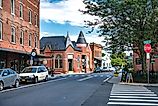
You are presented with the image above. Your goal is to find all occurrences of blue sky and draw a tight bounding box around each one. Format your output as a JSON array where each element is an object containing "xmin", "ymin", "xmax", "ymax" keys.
[{"xmin": 40, "ymin": 0, "xmax": 104, "ymax": 45}]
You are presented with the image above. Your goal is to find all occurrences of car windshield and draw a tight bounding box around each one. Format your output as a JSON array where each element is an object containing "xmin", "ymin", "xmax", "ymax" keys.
[{"xmin": 22, "ymin": 67, "xmax": 37, "ymax": 73}]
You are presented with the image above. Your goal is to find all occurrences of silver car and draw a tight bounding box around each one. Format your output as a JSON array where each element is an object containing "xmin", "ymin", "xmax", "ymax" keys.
[{"xmin": 0, "ymin": 68, "xmax": 20, "ymax": 91}]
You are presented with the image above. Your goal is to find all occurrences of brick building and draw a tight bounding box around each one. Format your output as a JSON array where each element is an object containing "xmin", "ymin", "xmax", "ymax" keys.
[
  {"xmin": 0, "ymin": 0, "xmax": 40, "ymax": 73},
  {"xmin": 40, "ymin": 31, "xmax": 94, "ymax": 74},
  {"xmin": 90, "ymin": 42, "xmax": 103, "ymax": 70}
]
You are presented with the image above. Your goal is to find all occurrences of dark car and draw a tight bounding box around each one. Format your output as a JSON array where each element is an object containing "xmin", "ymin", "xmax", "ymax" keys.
[{"xmin": 93, "ymin": 67, "xmax": 102, "ymax": 73}]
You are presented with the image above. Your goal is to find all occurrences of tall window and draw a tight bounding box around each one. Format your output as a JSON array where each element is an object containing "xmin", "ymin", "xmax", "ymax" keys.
[
  {"xmin": 29, "ymin": 9, "xmax": 32, "ymax": 23},
  {"xmin": 52, "ymin": 55, "xmax": 54, "ymax": 69},
  {"xmin": 19, "ymin": 3, "xmax": 23, "ymax": 18},
  {"xmin": 0, "ymin": 21, "xmax": 2, "ymax": 40},
  {"xmin": 28, "ymin": 33, "xmax": 31, "ymax": 46},
  {"xmin": 35, "ymin": 14, "xmax": 37, "ymax": 26},
  {"xmin": 20, "ymin": 30, "xmax": 24, "ymax": 45},
  {"xmin": 11, "ymin": 0, "xmax": 15, "ymax": 14},
  {"xmin": 34, "ymin": 34, "xmax": 37, "ymax": 48},
  {"xmin": 55, "ymin": 55, "xmax": 62, "ymax": 68},
  {"xmin": 11, "ymin": 27, "xmax": 15, "ymax": 43},
  {"xmin": 0, "ymin": 0, "xmax": 2, "ymax": 8},
  {"xmin": 136, "ymin": 58, "xmax": 141, "ymax": 65}
]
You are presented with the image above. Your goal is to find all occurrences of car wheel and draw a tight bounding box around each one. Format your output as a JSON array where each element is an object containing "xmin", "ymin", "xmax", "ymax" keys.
[
  {"xmin": 14, "ymin": 80, "xmax": 19, "ymax": 88},
  {"xmin": 45, "ymin": 76, "xmax": 48, "ymax": 81},
  {"xmin": 34, "ymin": 77, "xmax": 38, "ymax": 83},
  {"xmin": 0, "ymin": 81, "xmax": 4, "ymax": 91}
]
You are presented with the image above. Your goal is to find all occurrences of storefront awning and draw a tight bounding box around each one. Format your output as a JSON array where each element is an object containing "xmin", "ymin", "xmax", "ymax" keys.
[{"xmin": 0, "ymin": 48, "xmax": 30, "ymax": 55}]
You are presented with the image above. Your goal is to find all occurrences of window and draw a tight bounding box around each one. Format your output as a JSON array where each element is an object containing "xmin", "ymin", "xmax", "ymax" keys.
[
  {"xmin": 35, "ymin": 14, "xmax": 37, "ymax": 26},
  {"xmin": 11, "ymin": 27, "xmax": 15, "ymax": 43},
  {"xmin": 55, "ymin": 55, "xmax": 62, "ymax": 68},
  {"xmin": 19, "ymin": 3, "xmax": 23, "ymax": 18},
  {"xmin": 29, "ymin": 9, "xmax": 32, "ymax": 23},
  {"xmin": 20, "ymin": 30, "xmax": 24, "ymax": 45},
  {"xmin": 52, "ymin": 55, "xmax": 54, "ymax": 69},
  {"xmin": 0, "ymin": 21, "xmax": 2, "ymax": 40},
  {"xmin": 136, "ymin": 58, "xmax": 141, "ymax": 65},
  {"xmin": 0, "ymin": 0, "xmax": 2, "ymax": 8},
  {"xmin": 28, "ymin": 33, "xmax": 31, "ymax": 46},
  {"xmin": 34, "ymin": 34, "xmax": 38, "ymax": 48},
  {"xmin": 11, "ymin": 0, "xmax": 15, "ymax": 14}
]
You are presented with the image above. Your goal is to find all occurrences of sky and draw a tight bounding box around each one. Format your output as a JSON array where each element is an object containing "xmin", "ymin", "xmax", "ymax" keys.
[{"xmin": 40, "ymin": 0, "xmax": 105, "ymax": 45}]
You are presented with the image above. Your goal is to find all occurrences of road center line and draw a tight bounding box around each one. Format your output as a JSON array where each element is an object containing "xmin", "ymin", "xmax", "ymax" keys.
[{"xmin": 77, "ymin": 76, "xmax": 93, "ymax": 82}]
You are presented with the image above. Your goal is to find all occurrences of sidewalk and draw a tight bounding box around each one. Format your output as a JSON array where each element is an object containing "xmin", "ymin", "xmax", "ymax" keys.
[{"xmin": 107, "ymin": 74, "xmax": 158, "ymax": 87}]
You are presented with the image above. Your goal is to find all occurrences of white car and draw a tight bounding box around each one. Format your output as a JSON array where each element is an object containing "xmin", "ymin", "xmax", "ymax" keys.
[{"xmin": 19, "ymin": 66, "xmax": 49, "ymax": 83}]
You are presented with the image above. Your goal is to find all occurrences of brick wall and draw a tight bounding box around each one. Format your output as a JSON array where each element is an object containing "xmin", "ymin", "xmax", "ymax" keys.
[{"xmin": 0, "ymin": 0, "xmax": 40, "ymax": 54}]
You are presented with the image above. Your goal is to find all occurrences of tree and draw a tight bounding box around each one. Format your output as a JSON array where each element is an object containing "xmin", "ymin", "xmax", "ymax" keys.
[
  {"xmin": 111, "ymin": 52, "xmax": 127, "ymax": 67},
  {"xmin": 81, "ymin": 0, "xmax": 158, "ymax": 72}
]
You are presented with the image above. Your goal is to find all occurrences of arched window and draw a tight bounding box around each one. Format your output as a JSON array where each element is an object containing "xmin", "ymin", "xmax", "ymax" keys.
[
  {"xmin": 52, "ymin": 55, "xmax": 54, "ymax": 69},
  {"xmin": 55, "ymin": 54, "xmax": 62, "ymax": 68}
]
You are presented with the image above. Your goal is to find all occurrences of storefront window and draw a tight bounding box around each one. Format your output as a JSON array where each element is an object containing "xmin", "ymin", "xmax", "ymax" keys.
[{"xmin": 55, "ymin": 54, "xmax": 62, "ymax": 68}]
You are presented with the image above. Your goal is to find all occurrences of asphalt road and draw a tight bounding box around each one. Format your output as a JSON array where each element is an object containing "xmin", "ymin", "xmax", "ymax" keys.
[{"xmin": 0, "ymin": 72, "xmax": 113, "ymax": 106}]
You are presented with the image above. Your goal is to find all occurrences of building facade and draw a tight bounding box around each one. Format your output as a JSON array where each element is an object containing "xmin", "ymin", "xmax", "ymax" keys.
[
  {"xmin": 90, "ymin": 42, "xmax": 103, "ymax": 70},
  {"xmin": 0, "ymin": 0, "xmax": 40, "ymax": 73},
  {"xmin": 40, "ymin": 31, "xmax": 94, "ymax": 74}
]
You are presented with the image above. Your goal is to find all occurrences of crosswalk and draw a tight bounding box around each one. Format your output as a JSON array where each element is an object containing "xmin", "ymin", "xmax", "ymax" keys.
[
  {"xmin": 107, "ymin": 84, "xmax": 158, "ymax": 105},
  {"xmin": 67, "ymin": 73, "xmax": 112, "ymax": 78}
]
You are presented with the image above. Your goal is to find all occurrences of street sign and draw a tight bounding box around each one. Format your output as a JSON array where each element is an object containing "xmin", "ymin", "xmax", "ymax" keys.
[
  {"xmin": 144, "ymin": 44, "xmax": 151, "ymax": 53},
  {"xmin": 144, "ymin": 40, "xmax": 151, "ymax": 44}
]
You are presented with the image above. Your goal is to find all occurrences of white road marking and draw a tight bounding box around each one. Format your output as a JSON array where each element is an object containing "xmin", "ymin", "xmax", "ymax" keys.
[
  {"xmin": 107, "ymin": 102, "xmax": 158, "ymax": 105},
  {"xmin": 103, "ymin": 76, "xmax": 112, "ymax": 83},
  {"xmin": 107, "ymin": 84, "xmax": 158, "ymax": 105},
  {"xmin": 110, "ymin": 95, "xmax": 158, "ymax": 99},
  {"xmin": 109, "ymin": 98, "xmax": 158, "ymax": 102},
  {"xmin": 111, "ymin": 91, "xmax": 155, "ymax": 94},
  {"xmin": 77, "ymin": 76, "xmax": 93, "ymax": 82},
  {"xmin": 110, "ymin": 93, "xmax": 157, "ymax": 96}
]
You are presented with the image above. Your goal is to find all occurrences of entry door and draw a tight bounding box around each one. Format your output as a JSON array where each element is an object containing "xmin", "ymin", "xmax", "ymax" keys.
[{"xmin": 68, "ymin": 59, "xmax": 73, "ymax": 71}]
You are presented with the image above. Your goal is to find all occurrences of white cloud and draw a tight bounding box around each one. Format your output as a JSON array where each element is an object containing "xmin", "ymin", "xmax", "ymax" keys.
[{"xmin": 40, "ymin": 0, "xmax": 96, "ymax": 26}]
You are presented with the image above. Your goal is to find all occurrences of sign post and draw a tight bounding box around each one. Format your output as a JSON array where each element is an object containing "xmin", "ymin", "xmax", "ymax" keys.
[{"xmin": 144, "ymin": 43, "xmax": 151, "ymax": 84}]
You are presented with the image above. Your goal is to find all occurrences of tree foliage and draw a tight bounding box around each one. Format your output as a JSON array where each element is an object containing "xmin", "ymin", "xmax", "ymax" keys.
[
  {"xmin": 81, "ymin": 0, "xmax": 158, "ymax": 71},
  {"xmin": 111, "ymin": 52, "xmax": 127, "ymax": 67}
]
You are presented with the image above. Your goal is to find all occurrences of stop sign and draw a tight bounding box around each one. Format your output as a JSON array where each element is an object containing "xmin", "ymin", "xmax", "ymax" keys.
[{"xmin": 144, "ymin": 44, "xmax": 151, "ymax": 53}]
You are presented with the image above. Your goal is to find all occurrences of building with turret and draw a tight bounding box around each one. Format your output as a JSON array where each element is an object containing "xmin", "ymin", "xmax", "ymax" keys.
[{"xmin": 40, "ymin": 31, "xmax": 93, "ymax": 74}]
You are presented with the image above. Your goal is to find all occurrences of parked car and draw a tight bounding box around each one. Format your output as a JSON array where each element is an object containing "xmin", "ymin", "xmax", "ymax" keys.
[
  {"xmin": 0, "ymin": 68, "xmax": 20, "ymax": 91},
  {"xmin": 101, "ymin": 67, "xmax": 109, "ymax": 72},
  {"xmin": 93, "ymin": 67, "xmax": 102, "ymax": 73},
  {"xmin": 19, "ymin": 66, "xmax": 49, "ymax": 83}
]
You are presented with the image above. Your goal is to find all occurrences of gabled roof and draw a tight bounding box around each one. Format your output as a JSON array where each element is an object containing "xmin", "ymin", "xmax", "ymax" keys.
[
  {"xmin": 40, "ymin": 36, "xmax": 66, "ymax": 51},
  {"xmin": 40, "ymin": 36, "xmax": 81, "ymax": 51},
  {"xmin": 76, "ymin": 31, "xmax": 87, "ymax": 44}
]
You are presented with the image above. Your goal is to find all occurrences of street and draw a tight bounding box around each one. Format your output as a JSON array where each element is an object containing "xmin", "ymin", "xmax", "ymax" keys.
[{"xmin": 0, "ymin": 72, "xmax": 112, "ymax": 106}]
